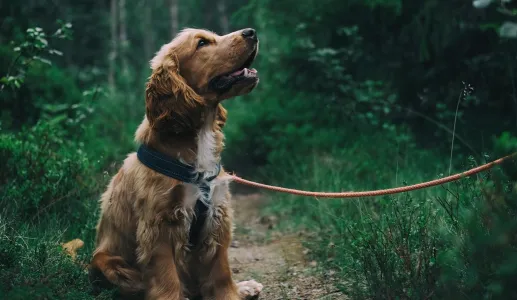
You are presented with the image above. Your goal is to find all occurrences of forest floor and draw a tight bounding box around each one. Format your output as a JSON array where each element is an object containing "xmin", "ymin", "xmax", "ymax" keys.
[{"xmin": 229, "ymin": 192, "xmax": 346, "ymax": 300}]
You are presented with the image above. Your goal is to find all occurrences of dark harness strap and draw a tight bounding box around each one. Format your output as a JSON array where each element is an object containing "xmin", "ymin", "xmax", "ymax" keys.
[
  {"xmin": 136, "ymin": 144, "xmax": 221, "ymax": 247},
  {"xmin": 188, "ymin": 169, "xmax": 220, "ymax": 247}
]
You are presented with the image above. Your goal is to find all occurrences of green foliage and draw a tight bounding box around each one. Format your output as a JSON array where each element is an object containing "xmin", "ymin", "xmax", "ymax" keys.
[
  {"xmin": 262, "ymin": 136, "xmax": 517, "ymax": 298},
  {"xmin": 493, "ymin": 133, "xmax": 517, "ymax": 180},
  {"xmin": 224, "ymin": 19, "xmax": 398, "ymax": 172},
  {"xmin": 494, "ymin": 132, "xmax": 517, "ymax": 155},
  {"xmin": 0, "ymin": 61, "xmax": 83, "ymax": 129},
  {"xmin": 0, "ymin": 118, "xmax": 109, "ymax": 298},
  {"xmin": 0, "ymin": 121, "xmax": 99, "ymax": 221},
  {"xmin": 258, "ymin": 130, "xmax": 440, "ymax": 298},
  {"xmin": 77, "ymin": 87, "xmax": 143, "ymax": 170},
  {"xmin": 0, "ymin": 217, "xmax": 112, "ymax": 300},
  {"xmin": 341, "ymin": 195, "xmax": 438, "ymax": 299},
  {"xmin": 0, "ymin": 22, "xmax": 81, "ymax": 130},
  {"xmin": 0, "ymin": 18, "xmax": 123, "ymax": 298},
  {"xmin": 437, "ymin": 174, "xmax": 517, "ymax": 299},
  {"xmin": 1, "ymin": 22, "xmax": 72, "ymax": 91},
  {"xmin": 227, "ymin": 0, "xmax": 517, "ymax": 167},
  {"xmin": 0, "ymin": 233, "xmax": 87, "ymax": 299}
]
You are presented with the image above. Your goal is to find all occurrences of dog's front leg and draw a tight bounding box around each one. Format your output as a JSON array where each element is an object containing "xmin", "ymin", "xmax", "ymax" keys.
[
  {"xmin": 136, "ymin": 215, "xmax": 186, "ymax": 300},
  {"xmin": 135, "ymin": 185, "xmax": 192, "ymax": 300},
  {"xmin": 142, "ymin": 240, "xmax": 183, "ymax": 300},
  {"xmin": 205, "ymin": 246, "xmax": 263, "ymax": 300},
  {"xmin": 198, "ymin": 202, "xmax": 262, "ymax": 300},
  {"xmin": 206, "ymin": 245, "xmax": 240, "ymax": 300},
  {"xmin": 198, "ymin": 205, "xmax": 240, "ymax": 300}
]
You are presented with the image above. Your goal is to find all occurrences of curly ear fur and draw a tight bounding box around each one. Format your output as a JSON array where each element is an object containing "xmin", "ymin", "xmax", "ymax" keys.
[
  {"xmin": 216, "ymin": 104, "xmax": 227, "ymax": 129},
  {"xmin": 145, "ymin": 51, "xmax": 204, "ymax": 132}
]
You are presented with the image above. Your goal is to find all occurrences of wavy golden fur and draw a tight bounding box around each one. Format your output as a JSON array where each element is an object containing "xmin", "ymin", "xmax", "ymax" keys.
[{"xmin": 89, "ymin": 28, "xmax": 262, "ymax": 300}]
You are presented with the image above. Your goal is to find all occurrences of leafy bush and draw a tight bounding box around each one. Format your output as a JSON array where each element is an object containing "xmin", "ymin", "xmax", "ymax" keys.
[
  {"xmin": 0, "ymin": 121, "xmax": 99, "ymax": 222},
  {"xmin": 0, "ymin": 19, "xmax": 146, "ymax": 298},
  {"xmin": 335, "ymin": 194, "xmax": 438, "ymax": 299},
  {"xmin": 0, "ymin": 62, "xmax": 83, "ymax": 130},
  {"xmin": 433, "ymin": 136, "xmax": 517, "ymax": 299},
  {"xmin": 225, "ymin": 2, "xmax": 406, "ymax": 175},
  {"xmin": 0, "ymin": 120, "xmax": 109, "ymax": 299},
  {"xmin": 0, "ymin": 23, "xmax": 81, "ymax": 130},
  {"xmin": 436, "ymin": 173, "xmax": 517, "ymax": 299},
  {"xmin": 78, "ymin": 88, "xmax": 143, "ymax": 171}
]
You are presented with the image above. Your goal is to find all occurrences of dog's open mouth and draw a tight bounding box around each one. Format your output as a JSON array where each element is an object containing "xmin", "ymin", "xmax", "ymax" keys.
[
  {"xmin": 209, "ymin": 49, "xmax": 258, "ymax": 93},
  {"xmin": 226, "ymin": 50, "xmax": 258, "ymax": 79}
]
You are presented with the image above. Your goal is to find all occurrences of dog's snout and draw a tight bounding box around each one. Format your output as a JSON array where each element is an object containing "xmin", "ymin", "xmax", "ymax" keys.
[{"xmin": 241, "ymin": 28, "xmax": 257, "ymax": 41}]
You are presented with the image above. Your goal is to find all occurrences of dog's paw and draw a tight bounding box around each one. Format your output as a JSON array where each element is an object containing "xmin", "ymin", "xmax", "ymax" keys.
[{"xmin": 237, "ymin": 279, "xmax": 263, "ymax": 299}]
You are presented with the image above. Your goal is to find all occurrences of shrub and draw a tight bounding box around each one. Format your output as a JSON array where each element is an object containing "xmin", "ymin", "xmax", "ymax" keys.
[
  {"xmin": 0, "ymin": 121, "xmax": 100, "ymax": 222},
  {"xmin": 435, "ymin": 138, "xmax": 517, "ymax": 299},
  {"xmin": 0, "ymin": 118, "xmax": 113, "ymax": 299},
  {"xmin": 78, "ymin": 88, "xmax": 143, "ymax": 171},
  {"xmin": 335, "ymin": 195, "xmax": 439, "ymax": 299},
  {"xmin": 0, "ymin": 23, "xmax": 80, "ymax": 130}
]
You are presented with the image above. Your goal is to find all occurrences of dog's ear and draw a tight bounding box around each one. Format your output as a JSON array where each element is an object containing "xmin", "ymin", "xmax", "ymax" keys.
[
  {"xmin": 145, "ymin": 51, "xmax": 204, "ymax": 132},
  {"xmin": 216, "ymin": 104, "xmax": 227, "ymax": 129}
]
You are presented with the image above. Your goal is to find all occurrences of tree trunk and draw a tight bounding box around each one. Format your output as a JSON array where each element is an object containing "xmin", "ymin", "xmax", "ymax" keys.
[
  {"xmin": 142, "ymin": 0, "xmax": 154, "ymax": 62},
  {"xmin": 108, "ymin": 0, "xmax": 118, "ymax": 88},
  {"xmin": 217, "ymin": 0, "xmax": 229, "ymax": 34},
  {"xmin": 170, "ymin": 0, "xmax": 179, "ymax": 36},
  {"xmin": 204, "ymin": 1, "xmax": 214, "ymax": 31},
  {"xmin": 119, "ymin": 0, "xmax": 128, "ymax": 80}
]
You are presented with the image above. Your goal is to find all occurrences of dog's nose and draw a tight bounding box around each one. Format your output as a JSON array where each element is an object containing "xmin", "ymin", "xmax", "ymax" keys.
[{"xmin": 242, "ymin": 28, "xmax": 257, "ymax": 41}]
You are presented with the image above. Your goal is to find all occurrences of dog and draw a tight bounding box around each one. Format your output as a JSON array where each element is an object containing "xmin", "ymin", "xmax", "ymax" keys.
[{"xmin": 89, "ymin": 28, "xmax": 263, "ymax": 300}]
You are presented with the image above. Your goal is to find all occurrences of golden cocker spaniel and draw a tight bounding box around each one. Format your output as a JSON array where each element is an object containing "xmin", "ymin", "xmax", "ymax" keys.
[{"xmin": 89, "ymin": 28, "xmax": 262, "ymax": 300}]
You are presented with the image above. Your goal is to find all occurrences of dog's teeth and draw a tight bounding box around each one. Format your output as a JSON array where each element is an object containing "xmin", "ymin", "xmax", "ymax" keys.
[{"xmin": 244, "ymin": 68, "xmax": 248, "ymax": 76}]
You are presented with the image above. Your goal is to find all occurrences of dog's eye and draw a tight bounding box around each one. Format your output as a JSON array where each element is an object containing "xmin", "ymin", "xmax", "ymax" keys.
[{"xmin": 197, "ymin": 38, "xmax": 209, "ymax": 49}]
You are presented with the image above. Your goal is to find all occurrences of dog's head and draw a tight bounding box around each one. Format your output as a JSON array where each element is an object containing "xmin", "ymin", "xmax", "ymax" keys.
[{"xmin": 145, "ymin": 28, "xmax": 259, "ymax": 132}]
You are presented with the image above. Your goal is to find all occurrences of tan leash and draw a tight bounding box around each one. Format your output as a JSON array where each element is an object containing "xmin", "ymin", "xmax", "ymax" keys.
[{"xmin": 230, "ymin": 153, "xmax": 517, "ymax": 198}]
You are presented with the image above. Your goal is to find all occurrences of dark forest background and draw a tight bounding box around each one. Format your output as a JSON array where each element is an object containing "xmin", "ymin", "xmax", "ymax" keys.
[{"xmin": 1, "ymin": 0, "xmax": 517, "ymax": 298}]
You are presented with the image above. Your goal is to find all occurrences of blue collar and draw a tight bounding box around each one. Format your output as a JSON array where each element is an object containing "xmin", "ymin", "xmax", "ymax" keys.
[
  {"xmin": 137, "ymin": 143, "xmax": 220, "ymax": 184},
  {"xmin": 136, "ymin": 143, "xmax": 221, "ymax": 247},
  {"xmin": 137, "ymin": 144, "xmax": 221, "ymax": 198}
]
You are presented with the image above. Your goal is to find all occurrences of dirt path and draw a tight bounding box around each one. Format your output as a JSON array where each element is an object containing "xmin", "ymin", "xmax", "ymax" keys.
[{"xmin": 229, "ymin": 193, "xmax": 346, "ymax": 300}]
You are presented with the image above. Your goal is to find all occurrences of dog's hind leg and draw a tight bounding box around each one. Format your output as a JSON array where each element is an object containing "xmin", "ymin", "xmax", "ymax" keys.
[{"xmin": 89, "ymin": 251, "xmax": 144, "ymax": 293}]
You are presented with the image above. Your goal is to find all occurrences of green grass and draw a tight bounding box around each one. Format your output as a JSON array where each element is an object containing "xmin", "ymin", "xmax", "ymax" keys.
[
  {"xmin": 0, "ymin": 216, "xmax": 111, "ymax": 299},
  {"xmin": 255, "ymin": 131, "xmax": 517, "ymax": 299}
]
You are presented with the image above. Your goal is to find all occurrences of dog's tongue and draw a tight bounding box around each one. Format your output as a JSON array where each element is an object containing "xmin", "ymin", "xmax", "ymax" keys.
[
  {"xmin": 230, "ymin": 68, "xmax": 258, "ymax": 77},
  {"xmin": 230, "ymin": 69, "xmax": 245, "ymax": 76}
]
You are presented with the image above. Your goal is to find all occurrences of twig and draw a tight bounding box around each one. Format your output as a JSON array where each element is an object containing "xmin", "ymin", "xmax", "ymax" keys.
[
  {"xmin": 317, "ymin": 289, "xmax": 343, "ymax": 299},
  {"xmin": 449, "ymin": 86, "xmax": 464, "ymax": 177},
  {"xmin": 0, "ymin": 52, "xmax": 23, "ymax": 91},
  {"xmin": 31, "ymin": 188, "xmax": 79, "ymax": 221}
]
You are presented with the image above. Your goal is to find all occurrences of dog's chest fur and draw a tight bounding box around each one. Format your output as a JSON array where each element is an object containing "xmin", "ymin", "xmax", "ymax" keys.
[
  {"xmin": 177, "ymin": 111, "xmax": 232, "ymax": 253},
  {"xmin": 182, "ymin": 111, "xmax": 227, "ymax": 209}
]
